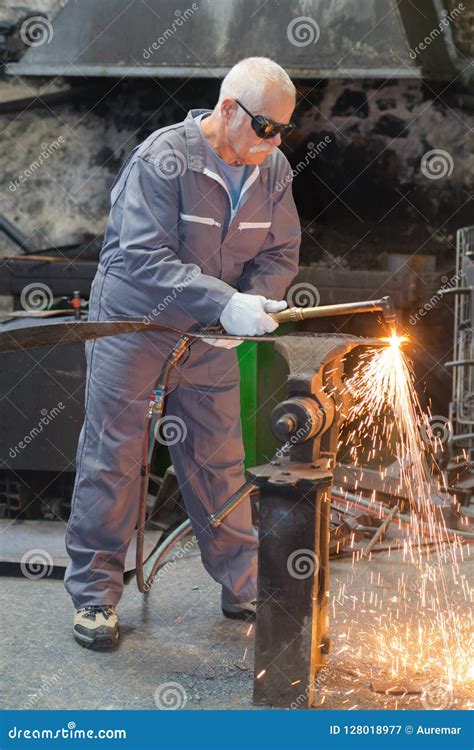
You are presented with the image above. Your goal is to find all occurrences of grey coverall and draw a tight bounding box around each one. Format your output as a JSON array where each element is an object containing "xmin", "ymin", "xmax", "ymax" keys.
[{"xmin": 64, "ymin": 108, "xmax": 301, "ymax": 609}]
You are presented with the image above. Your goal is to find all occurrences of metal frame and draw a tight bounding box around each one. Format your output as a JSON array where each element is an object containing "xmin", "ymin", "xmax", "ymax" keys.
[{"xmin": 448, "ymin": 226, "xmax": 474, "ymax": 460}]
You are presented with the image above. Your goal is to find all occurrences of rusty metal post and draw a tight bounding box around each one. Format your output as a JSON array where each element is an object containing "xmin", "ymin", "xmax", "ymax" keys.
[
  {"xmin": 249, "ymin": 335, "xmax": 373, "ymax": 709},
  {"xmin": 250, "ymin": 462, "xmax": 333, "ymax": 708}
]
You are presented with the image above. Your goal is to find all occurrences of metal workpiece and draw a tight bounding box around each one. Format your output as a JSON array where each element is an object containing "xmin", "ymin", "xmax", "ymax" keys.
[
  {"xmin": 248, "ymin": 333, "xmax": 379, "ymax": 709},
  {"xmin": 0, "ymin": 321, "xmax": 387, "ymax": 355}
]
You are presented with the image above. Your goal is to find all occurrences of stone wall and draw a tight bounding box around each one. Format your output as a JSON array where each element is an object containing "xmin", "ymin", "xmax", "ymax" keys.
[
  {"xmin": 446, "ymin": 0, "xmax": 474, "ymax": 57},
  {"xmin": 0, "ymin": 0, "xmax": 472, "ymax": 271}
]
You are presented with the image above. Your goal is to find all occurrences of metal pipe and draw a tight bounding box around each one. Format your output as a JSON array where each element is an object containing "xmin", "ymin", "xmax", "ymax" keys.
[
  {"xmin": 332, "ymin": 487, "xmax": 474, "ymax": 540},
  {"xmin": 142, "ymin": 519, "xmax": 194, "ymax": 593},
  {"xmin": 361, "ymin": 504, "xmax": 400, "ymax": 557},
  {"xmin": 0, "ymin": 214, "xmax": 36, "ymax": 253},
  {"xmin": 207, "ymin": 481, "xmax": 255, "ymax": 528}
]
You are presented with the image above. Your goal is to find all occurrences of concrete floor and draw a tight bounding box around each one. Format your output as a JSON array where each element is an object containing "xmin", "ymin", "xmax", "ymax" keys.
[
  {"xmin": 1, "ymin": 545, "xmax": 256, "ymax": 711},
  {"xmin": 1, "ymin": 541, "xmax": 472, "ymax": 711}
]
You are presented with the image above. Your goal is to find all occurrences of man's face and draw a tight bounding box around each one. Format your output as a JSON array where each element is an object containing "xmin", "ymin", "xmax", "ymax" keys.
[{"xmin": 223, "ymin": 91, "xmax": 295, "ymax": 166}]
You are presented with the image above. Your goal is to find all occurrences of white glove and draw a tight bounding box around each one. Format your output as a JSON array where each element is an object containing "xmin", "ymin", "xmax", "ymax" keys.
[
  {"xmin": 202, "ymin": 337, "xmax": 243, "ymax": 349},
  {"xmin": 263, "ymin": 299, "xmax": 289, "ymax": 314},
  {"xmin": 220, "ymin": 292, "xmax": 287, "ymax": 336}
]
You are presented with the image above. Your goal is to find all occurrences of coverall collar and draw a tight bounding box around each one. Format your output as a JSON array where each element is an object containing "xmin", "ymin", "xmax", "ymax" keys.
[{"xmin": 184, "ymin": 108, "xmax": 271, "ymax": 173}]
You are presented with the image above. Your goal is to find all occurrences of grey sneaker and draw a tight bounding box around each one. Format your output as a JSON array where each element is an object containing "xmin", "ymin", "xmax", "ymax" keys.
[
  {"xmin": 73, "ymin": 605, "xmax": 119, "ymax": 650},
  {"xmin": 222, "ymin": 593, "xmax": 257, "ymax": 621}
]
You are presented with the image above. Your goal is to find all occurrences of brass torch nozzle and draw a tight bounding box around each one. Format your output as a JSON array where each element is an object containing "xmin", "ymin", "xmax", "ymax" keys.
[{"xmin": 268, "ymin": 295, "xmax": 397, "ymax": 330}]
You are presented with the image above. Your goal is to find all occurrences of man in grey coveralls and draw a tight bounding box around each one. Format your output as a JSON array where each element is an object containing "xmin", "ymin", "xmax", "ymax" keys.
[{"xmin": 65, "ymin": 56, "xmax": 301, "ymax": 649}]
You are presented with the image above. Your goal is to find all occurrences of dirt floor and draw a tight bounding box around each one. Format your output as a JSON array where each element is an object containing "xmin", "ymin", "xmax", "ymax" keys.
[{"xmin": 1, "ymin": 540, "xmax": 472, "ymax": 711}]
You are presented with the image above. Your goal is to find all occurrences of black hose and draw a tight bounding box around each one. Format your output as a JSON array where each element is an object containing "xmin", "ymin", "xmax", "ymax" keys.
[{"xmin": 135, "ymin": 335, "xmax": 193, "ymax": 593}]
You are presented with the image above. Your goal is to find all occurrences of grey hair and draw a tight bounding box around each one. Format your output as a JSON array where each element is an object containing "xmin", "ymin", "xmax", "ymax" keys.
[{"xmin": 216, "ymin": 57, "xmax": 296, "ymax": 116}]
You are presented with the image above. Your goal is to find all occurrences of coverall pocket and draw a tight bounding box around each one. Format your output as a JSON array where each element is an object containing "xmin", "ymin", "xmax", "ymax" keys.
[{"xmin": 88, "ymin": 330, "xmax": 162, "ymax": 395}]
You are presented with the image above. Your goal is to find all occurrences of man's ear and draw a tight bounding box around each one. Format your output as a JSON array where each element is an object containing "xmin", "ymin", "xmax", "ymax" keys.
[{"xmin": 220, "ymin": 98, "xmax": 237, "ymax": 125}]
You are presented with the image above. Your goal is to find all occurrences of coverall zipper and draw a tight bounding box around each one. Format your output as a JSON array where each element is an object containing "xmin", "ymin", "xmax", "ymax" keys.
[{"xmin": 202, "ymin": 166, "xmax": 260, "ymax": 237}]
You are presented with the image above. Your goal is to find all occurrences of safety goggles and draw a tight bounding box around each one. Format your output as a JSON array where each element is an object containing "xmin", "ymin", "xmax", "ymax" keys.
[{"xmin": 236, "ymin": 99, "xmax": 295, "ymax": 140}]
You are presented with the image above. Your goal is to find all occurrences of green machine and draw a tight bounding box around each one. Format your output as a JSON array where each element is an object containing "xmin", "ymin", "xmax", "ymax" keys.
[{"xmin": 238, "ymin": 333, "xmax": 291, "ymax": 468}]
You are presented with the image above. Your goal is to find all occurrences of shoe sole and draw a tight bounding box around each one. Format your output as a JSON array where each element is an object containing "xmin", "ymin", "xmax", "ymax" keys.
[
  {"xmin": 73, "ymin": 627, "xmax": 120, "ymax": 651},
  {"xmin": 222, "ymin": 608, "xmax": 255, "ymax": 621}
]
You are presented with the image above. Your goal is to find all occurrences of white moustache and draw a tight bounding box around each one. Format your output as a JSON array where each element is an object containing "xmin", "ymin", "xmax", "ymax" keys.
[{"xmin": 249, "ymin": 144, "xmax": 273, "ymax": 153}]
